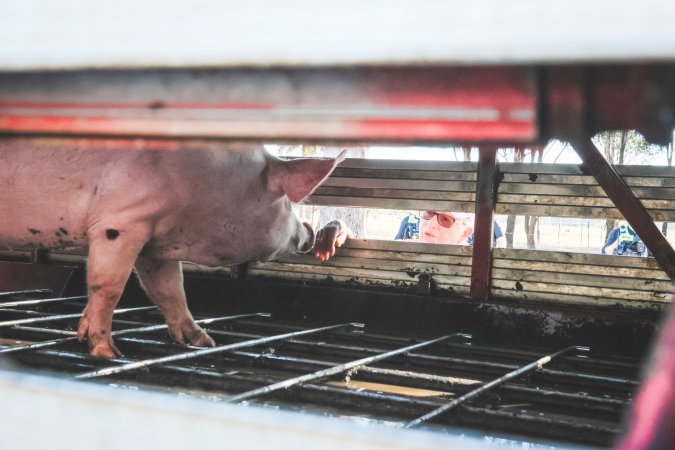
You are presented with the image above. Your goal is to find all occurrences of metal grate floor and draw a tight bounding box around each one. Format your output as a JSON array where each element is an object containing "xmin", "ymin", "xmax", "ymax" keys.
[{"xmin": 0, "ymin": 288, "xmax": 641, "ymax": 447}]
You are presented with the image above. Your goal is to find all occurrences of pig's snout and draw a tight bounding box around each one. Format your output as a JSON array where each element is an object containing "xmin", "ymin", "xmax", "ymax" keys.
[{"xmin": 298, "ymin": 221, "xmax": 315, "ymax": 253}]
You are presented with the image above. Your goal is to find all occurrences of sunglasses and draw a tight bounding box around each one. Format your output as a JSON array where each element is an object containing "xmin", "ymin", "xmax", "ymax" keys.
[{"xmin": 420, "ymin": 211, "xmax": 456, "ymax": 228}]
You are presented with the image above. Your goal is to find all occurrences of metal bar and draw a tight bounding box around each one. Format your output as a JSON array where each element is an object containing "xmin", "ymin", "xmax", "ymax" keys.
[
  {"xmin": 0, "ymin": 295, "xmax": 87, "ymax": 309},
  {"xmin": 0, "ymin": 312, "xmax": 269, "ymax": 354},
  {"xmin": 470, "ymin": 146, "xmax": 498, "ymax": 300},
  {"xmin": 9, "ymin": 326, "xmax": 77, "ymax": 336},
  {"xmin": 75, "ymin": 323, "xmax": 357, "ymax": 379},
  {"xmin": 572, "ymin": 138, "xmax": 675, "ymax": 280},
  {"xmin": 0, "ymin": 289, "xmax": 51, "ymax": 298},
  {"xmin": 404, "ymin": 345, "xmax": 589, "ymax": 428},
  {"xmin": 0, "ymin": 68, "xmax": 538, "ymax": 143},
  {"xmin": 227, "ymin": 333, "xmax": 471, "ymax": 403},
  {"xmin": 0, "ymin": 305, "xmax": 156, "ymax": 328}
]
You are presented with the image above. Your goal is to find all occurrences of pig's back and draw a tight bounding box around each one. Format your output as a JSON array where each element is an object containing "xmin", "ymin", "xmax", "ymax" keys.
[{"xmin": 0, "ymin": 139, "xmax": 155, "ymax": 249}]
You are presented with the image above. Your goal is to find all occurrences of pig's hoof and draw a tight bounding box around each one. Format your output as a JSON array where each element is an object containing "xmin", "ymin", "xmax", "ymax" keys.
[
  {"xmin": 170, "ymin": 322, "xmax": 216, "ymax": 347},
  {"xmin": 90, "ymin": 342, "xmax": 124, "ymax": 359},
  {"xmin": 189, "ymin": 329, "xmax": 216, "ymax": 347}
]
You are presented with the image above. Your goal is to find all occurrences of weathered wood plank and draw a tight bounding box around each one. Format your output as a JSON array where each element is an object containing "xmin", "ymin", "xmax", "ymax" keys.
[
  {"xmin": 497, "ymin": 194, "xmax": 616, "ymax": 208},
  {"xmin": 491, "ymin": 289, "xmax": 668, "ymax": 310},
  {"xmin": 272, "ymin": 255, "xmax": 473, "ymax": 277},
  {"xmin": 248, "ymin": 268, "xmax": 473, "ymax": 296},
  {"xmin": 331, "ymin": 167, "xmax": 478, "ymax": 181},
  {"xmin": 502, "ymin": 163, "xmax": 675, "ymax": 177},
  {"xmin": 501, "ymin": 172, "xmax": 675, "ymax": 188},
  {"xmin": 494, "ymin": 248, "xmax": 663, "ymax": 269},
  {"xmin": 492, "ymin": 268, "xmax": 672, "ymax": 293},
  {"xmin": 313, "ymin": 186, "xmax": 476, "ymax": 202},
  {"xmin": 499, "ymin": 183, "xmax": 675, "ymax": 200},
  {"xmin": 322, "ymin": 177, "xmax": 476, "ymax": 192},
  {"xmin": 493, "ymin": 258, "xmax": 669, "ymax": 280},
  {"xmin": 491, "ymin": 279, "xmax": 671, "ymax": 302},
  {"xmin": 307, "ymin": 196, "xmax": 476, "ymax": 212},
  {"xmin": 278, "ymin": 248, "xmax": 471, "ymax": 267},
  {"xmin": 495, "ymin": 204, "xmax": 675, "ymax": 221},
  {"xmin": 342, "ymin": 239, "xmax": 473, "ymax": 256},
  {"xmin": 248, "ymin": 263, "xmax": 472, "ymax": 286},
  {"xmin": 338, "ymin": 159, "xmax": 478, "ymax": 171}
]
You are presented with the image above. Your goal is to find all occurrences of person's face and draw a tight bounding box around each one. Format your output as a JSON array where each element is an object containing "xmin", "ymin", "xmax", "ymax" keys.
[{"xmin": 419, "ymin": 211, "xmax": 473, "ymax": 244}]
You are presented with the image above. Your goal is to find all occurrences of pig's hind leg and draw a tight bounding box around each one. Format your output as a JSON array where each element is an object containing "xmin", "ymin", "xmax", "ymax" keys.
[
  {"xmin": 78, "ymin": 225, "xmax": 152, "ymax": 358},
  {"xmin": 134, "ymin": 256, "xmax": 216, "ymax": 348}
]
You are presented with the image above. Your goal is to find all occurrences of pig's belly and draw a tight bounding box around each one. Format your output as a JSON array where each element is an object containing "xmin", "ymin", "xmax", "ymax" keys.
[{"xmin": 0, "ymin": 194, "xmax": 89, "ymax": 250}]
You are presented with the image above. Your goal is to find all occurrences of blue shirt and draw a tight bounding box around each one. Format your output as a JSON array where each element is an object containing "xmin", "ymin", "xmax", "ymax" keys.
[
  {"xmin": 602, "ymin": 225, "xmax": 647, "ymax": 256},
  {"xmin": 467, "ymin": 221, "xmax": 503, "ymax": 246},
  {"xmin": 395, "ymin": 214, "xmax": 420, "ymax": 240}
]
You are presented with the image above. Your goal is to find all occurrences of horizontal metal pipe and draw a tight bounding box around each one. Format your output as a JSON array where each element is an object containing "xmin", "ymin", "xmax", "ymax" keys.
[
  {"xmin": 0, "ymin": 305, "xmax": 156, "ymax": 328},
  {"xmin": 75, "ymin": 322, "xmax": 357, "ymax": 379},
  {"xmin": 0, "ymin": 289, "xmax": 51, "ymax": 298},
  {"xmin": 0, "ymin": 312, "xmax": 269, "ymax": 354},
  {"xmin": 227, "ymin": 333, "xmax": 471, "ymax": 403},
  {"xmin": 0, "ymin": 295, "xmax": 87, "ymax": 309},
  {"xmin": 404, "ymin": 345, "xmax": 589, "ymax": 428}
]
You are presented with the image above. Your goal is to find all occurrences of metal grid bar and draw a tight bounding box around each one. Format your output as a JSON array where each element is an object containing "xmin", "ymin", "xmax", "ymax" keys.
[
  {"xmin": 0, "ymin": 289, "xmax": 51, "ymax": 298},
  {"xmin": 0, "ymin": 289, "xmax": 642, "ymax": 447},
  {"xmin": 0, "ymin": 294, "xmax": 87, "ymax": 309},
  {"xmin": 227, "ymin": 332, "xmax": 471, "ymax": 403},
  {"xmin": 0, "ymin": 305, "xmax": 156, "ymax": 328},
  {"xmin": 0, "ymin": 312, "xmax": 268, "ymax": 354},
  {"xmin": 76, "ymin": 322, "xmax": 357, "ymax": 379},
  {"xmin": 405, "ymin": 345, "xmax": 589, "ymax": 427}
]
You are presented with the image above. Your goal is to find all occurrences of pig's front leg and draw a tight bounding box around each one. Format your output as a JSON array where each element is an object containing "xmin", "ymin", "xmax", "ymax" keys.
[
  {"xmin": 78, "ymin": 226, "xmax": 152, "ymax": 358},
  {"xmin": 134, "ymin": 256, "xmax": 215, "ymax": 348}
]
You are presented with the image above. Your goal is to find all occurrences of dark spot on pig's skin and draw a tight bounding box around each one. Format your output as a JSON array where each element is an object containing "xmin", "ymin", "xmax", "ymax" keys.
[
  {"xmin": 93, "ymin": 186, "xmax": 98, "ymax": 195},
  {"xmin": 60, "ymin": 217, "xmax": 64, "ymax": 221},
  {"xmin": 28, "ymin": 228, "xmax": 41, "ymax": 235},
  {"xmin": 59, "ymin": 227, "xmax": 68, "ymax": 235},
  {"xmin": 106, "ymin": 229, "xmax": 120, "ymax": 240},
  {"xmin": 515, "ymin": 281, "xmax": 524, "ymax": 291},
  {"xmin": 90, "ymin": 284, "xmax": 102, "ymax": 293},
  {"xmin": 147, "ymin": 100, "xmax": 167, "ymax": 110},
  {"xmin": 528, "ymin": 173, "xmax": 538, "ymax": 182}
]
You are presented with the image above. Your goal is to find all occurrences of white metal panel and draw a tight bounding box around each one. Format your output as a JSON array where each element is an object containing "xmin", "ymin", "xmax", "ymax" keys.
[
  {"xmin": 1, "ymin": 0, "xmax": 675, "ymax": 70},
  {"xmin": 0, "ymin": 368, "xmax": 587, "ymax": 450}
]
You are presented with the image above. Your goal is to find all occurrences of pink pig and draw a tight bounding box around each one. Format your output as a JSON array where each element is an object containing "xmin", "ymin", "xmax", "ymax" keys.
[
  {"xmin": 618, "ymin": 302, "xmax": 675, "ymax": 449},
  {"xmin": 0, "ymin": 139, "xmax": 345, "ymax": 358}
]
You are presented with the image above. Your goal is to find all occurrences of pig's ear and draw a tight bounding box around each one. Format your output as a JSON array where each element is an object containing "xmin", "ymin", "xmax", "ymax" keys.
[{"xmin": 268, "ymin": 150, "xmax": 347, "ymax": 203}]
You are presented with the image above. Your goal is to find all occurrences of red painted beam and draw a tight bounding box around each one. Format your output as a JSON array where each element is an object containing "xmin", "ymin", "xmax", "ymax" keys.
[
  {"xmin": 471, "ymin": 146, "xmax": 498, "ymax": 300},
  {"xmin": 0, "ymin": 67, "xmax": 538, "ymax": 143},
  {"xmin": 573, "ymin": 138, "xmax": 675, "ymax": 281}
]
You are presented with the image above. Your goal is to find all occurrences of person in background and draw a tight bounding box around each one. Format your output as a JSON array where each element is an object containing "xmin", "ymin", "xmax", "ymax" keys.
[
  {"xmin": 467, "ymin": 220, "xmax": 505, "ymax": 248},
  {"xmin": 394, "ymin": 212, "xmax": 420, "ymax": 240},
  {"xmin": 313, "ymin": 210, "xmax": 474, "ymax": 261},
  {"xmin": 602, "ymin": 222, "xmax": 648, "ymax": 257}
]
